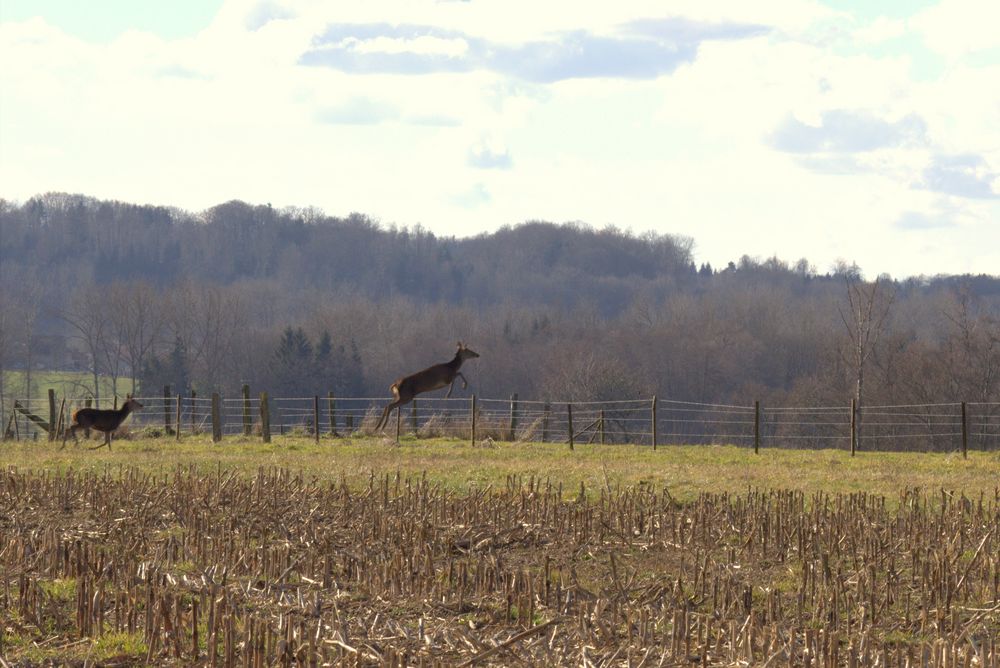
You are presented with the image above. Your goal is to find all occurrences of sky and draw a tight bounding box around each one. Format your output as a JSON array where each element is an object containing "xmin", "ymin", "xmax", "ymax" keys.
[{"xmin": 1, "ymin": 0, "xmax": 998, "ymax": 279}]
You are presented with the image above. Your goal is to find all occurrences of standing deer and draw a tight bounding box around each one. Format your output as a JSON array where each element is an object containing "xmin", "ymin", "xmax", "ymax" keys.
[
  {"xmin": 62, "ymin": 395, "xmax": 143, "ymax": 450},
  {"xmin": 374, "ymin": 342, "xmax": 480, "ymax": 432}
]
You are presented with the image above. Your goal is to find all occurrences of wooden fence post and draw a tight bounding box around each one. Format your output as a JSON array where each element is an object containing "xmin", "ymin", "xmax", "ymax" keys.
[
  {"xmin": 259, "ymin": 392, "xmax": 271, "ymax": 443},
  {"xmin": 850, "ymin": 398, "xmax": 857, "ymax": 457},
  {"xmin": 754, "ymin": 400, "xmax": 760, "ymax": 454},
  {"xmin": 48, "ymin": 389, "xmax": 56, "ymax": 441},
  {"xmin": 567, "ymin": 403, "xmax": 574, "ymax": 451},
  {"xmin": 242, "ymin": 385, "xmax": 252, "ymax": 436},
  {"xmin": 542, "ymin": 402, "xmax": 550, "ymax": 443},
  {"xmin": 651, "ymin": 396, "xmax": 657, "ymax": 450},
  {"xmin": 190, "ymin": 390, "xmax": 196, "ymax": 434},
  {"xmin": 961, "ymin": 401, "xmax": 968, "ymax": 459},
  {"xmin": 164, "ymin": 385, "xmax": 172, "ymax": 435},
  {"xmin": 600, "ymin": 408, "xmax": 606, "ymax": 445},
  {"xmin": 470, "ymin": 395, "xmax": 477, "ymax": 445},
  {"xmin": 314, "ymin": 396, "xmax": 320, "ymax": 443},
  {"xmin": 55, "ymin": 398, "xmax": 66, "ymax": 441},
  {"xmin": 395, "ymin": 405, "xmax": 401, "ymax": 442},
  {"xmin": 411, "ymin": 398, "xmax": 418, "ymax": 434},
  {"xmin": 211, "ymin": 393, "xmax": 222, "ymax": 443},
  {"xmin": 327, "ymin": 392, "xmax": 337, "ymax": 436},
  {"xmin": 508, "ymin": 393, "xmax": 518, "ymax": 441},
  {"xmin": 346, "ymin": 414, "xmax": 354, "ymax": 434},
  {"xmin": 175, "ymin": 394, "xmax": 182, "ymax": 441}
]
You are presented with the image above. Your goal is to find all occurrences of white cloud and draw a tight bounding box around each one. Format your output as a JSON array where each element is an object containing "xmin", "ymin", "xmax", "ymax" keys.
[
  {"xmin": 468, "ymin": 139, "xmax": 513, "ymax": 169},
  {"xmin": 854, "ymin": 17, "xmax": 906, "ymax": 45},
  {"xmin": 349, "ymin": 35, "xmax": 469, "ymax": 57},
  {"xmin": 1, "ymin": 0, "xmax": 998, "ymax": 277},
  {"xmin": 910, "ymin": 0, "xmax": 1000, "ymax": 60}
]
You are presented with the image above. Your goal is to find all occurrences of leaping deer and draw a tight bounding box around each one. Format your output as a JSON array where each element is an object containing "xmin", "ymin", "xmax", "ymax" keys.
[
  {"xmin": 374, "ymin": 342, "xmax": 480, "ymax": 432},
  {"xmin": 62, "ymin": 395, "xmax": 143, "ymax": 450}
]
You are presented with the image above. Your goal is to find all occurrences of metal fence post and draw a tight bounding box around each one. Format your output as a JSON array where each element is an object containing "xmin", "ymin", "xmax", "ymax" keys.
[
  {"xmin": 508, "ymin": 393, "xmax": 518, "ymax": 441},
  {"xmin": 651, "ymin": 396, "xmax": 657, "ymax": 450},
  {"xmin": 850, "ymin": 398, "xmax": 857, "ymax": 456},
  {"xmin": 470, "ymin": 395, "xmax": 477, "ymax": 445},
  {"xmin": 259, "ymin": 392, "xmax": 271, "ymax": 443},
  {"xmin": 754, "ymin": 400, "xmax": 760, "ymax": 454},
  {"xmin": 211, "ymin": 393, "xmax": 222, "ymax": 443},
  {"xmin": 567, "ymin": 403, "xmax": 574, "ymax": 451},
  {"xmin": 164, "ymin": 385, "xmax": 172, "ymax": 435},
  {"xmin": 48, "ymin": 389, "xmax": 56, "ymax": 441},
  {"xmin": 175, "ymin": 394, "xmax": 182, "ymax": 441},
  {"xmin": 961, "ymin": 401, "xmax": 968, "ymax": 459},
  {"xmin": 314, "ymin": 396, "xmax": 321, "ymax": 442}
]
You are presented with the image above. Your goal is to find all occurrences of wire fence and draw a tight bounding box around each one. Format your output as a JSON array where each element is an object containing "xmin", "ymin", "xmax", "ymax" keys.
[{"xmin": 3, "ymin": 390, "xmax": 999, "ymax": 454}]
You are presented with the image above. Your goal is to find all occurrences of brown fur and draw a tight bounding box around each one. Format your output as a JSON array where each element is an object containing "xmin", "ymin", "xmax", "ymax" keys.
[
  {"xmin": 375, "ymin": 342, "xmax": 479, "ymax": 432},
  {"xmin": 63, "ymin": 396, "xmax": 143, "ymax": 450}
]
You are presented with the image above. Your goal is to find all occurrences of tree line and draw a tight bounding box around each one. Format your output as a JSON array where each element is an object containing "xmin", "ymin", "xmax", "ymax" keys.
[{"xmin": 1, "ymin": 193, "xmax": 999, "ymax": 426}]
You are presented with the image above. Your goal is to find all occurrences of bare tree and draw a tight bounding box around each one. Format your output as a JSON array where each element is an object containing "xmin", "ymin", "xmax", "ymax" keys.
[
  {"xmin": 169, "ymin": 283, "xmax": 249, "ymax": 390},
  {"xmin": 61, "ymin": 285, "xmax": 111, "ymax": 401},
  {"xmin": 18, "ymin": 287, "xmax": 42, "ymax": 409},
  {"xmin": 838, "ymin": 274, "xmax": 896, "ymax": 444},
  {"xmin": 941, "ymin": 287, "xmax": 1000, "ymax": 402},
  {"xmin": 109, "ymin": 282, "xmax": 165, "ymax": 395}
]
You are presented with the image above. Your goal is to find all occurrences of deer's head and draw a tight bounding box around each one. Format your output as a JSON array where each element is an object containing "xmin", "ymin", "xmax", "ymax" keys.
[
  {"xmin": 456, "ymin": 341, "xmax": 480, "ymax": 361},
  {"xmin": 124, "ymin": 395, "xmax": 144, "ymax": 411}
]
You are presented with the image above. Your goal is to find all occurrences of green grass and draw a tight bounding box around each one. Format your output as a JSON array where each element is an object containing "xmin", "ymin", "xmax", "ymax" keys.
[
  {"xmin": 2, "ymin": 370, "xmax": 133, "ymax": 403},
  {"xmin": 2, "ymin": 434, "xmax": 998, "ymax": 502},
  {"xmin": 38, "ymin": 577, "xmax": 77, "ymax": 601},
  {"xmin": 90, "ymin": 632, "xmax": 148, "ymax": 662},
  {"xmin": 4, "ymin": 628, "xmax": 148, "ymax": 665}
]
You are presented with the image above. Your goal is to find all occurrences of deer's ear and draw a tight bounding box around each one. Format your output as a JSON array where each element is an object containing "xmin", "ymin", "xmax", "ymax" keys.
[
  {"xmin": 457, "ymin": 341, "xmax": 463, "ymax": 349},
  {"xmin": 126, "ymin": 394, "xmax": 132, "ymax": 400}
]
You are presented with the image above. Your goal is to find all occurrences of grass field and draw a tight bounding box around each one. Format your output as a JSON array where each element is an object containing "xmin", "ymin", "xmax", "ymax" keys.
[
  {"xmin": 2, "ymin": 434, "xmax": 998, "ymax": 502},
  {"xmin": 2, "ymin": 369, "xmax": 132, "ymax": 403},
  {"xmin": 2, "ymin": 436, "xmax": 999, "ymax": 665}
]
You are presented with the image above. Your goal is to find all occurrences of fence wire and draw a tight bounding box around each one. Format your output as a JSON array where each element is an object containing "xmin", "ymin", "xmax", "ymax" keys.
[{"xmin": 3, "ymin": 393, "xmax": 999, "ymax": 452}]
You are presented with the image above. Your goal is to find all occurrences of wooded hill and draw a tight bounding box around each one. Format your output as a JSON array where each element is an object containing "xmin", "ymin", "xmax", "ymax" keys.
[{"xmin": 1, "ymin": 193, "xmax": 998, "ymax": 414}]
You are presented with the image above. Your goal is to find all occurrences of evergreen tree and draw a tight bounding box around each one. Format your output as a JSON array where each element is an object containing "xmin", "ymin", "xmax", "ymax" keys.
[
  {"xmin": 168, "ymin": 336, "xmax": 190, "ymax": 394},
  {"xmin": 313, "ymin": 330, "xmax": 334, "ymax": 394},
  {"xmin": 138, "ymin": 336, "xmax": 189, "ymax": 395},
  {"xmin": 271, "ymin": 327, "xmax": 313, "ymax": 395}
]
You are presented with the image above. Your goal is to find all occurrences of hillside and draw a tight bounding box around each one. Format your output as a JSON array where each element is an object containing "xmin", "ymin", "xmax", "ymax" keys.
[{"xmin": 1, "ymin": 193, "xmax": 999, "ymax": 419}]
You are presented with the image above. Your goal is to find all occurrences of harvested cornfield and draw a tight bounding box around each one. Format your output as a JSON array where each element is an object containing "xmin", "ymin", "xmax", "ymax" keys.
[{"xmin": 1, "ymin": 467, "xmax": 998, "ymax": 666}]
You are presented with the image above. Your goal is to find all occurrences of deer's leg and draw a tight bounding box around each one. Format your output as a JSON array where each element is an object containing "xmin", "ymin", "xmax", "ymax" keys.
[
  {"xmin": 375, "ymin": 404, "xmax": 389, "ymax": 431},
  {"xmin": 376, "ymin": 400, "xmax": 402, "ymax": 431},
  {"xmin": 62, "ymin": 424, "xmax": 75, "ymax": 449},
  {"xmin": 445, "ymin": 380, "xmax": 455, "ymax": 399},
  {"xmin": 88, "ymin": 431, "xmax": 108, "ymax": 450},
  {"xmin": 456, "ymin": 372, "xmax": 468, "ymax": 390},
  {"xmin": 64, "ymin": 424, "xmax": 81, "ymax": 449}
]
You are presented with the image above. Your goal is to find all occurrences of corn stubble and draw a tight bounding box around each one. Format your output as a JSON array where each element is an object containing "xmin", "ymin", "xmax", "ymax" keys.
[{"xmin": 1, "ymin": 467, "xmax": 998, "ymax": 666}]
